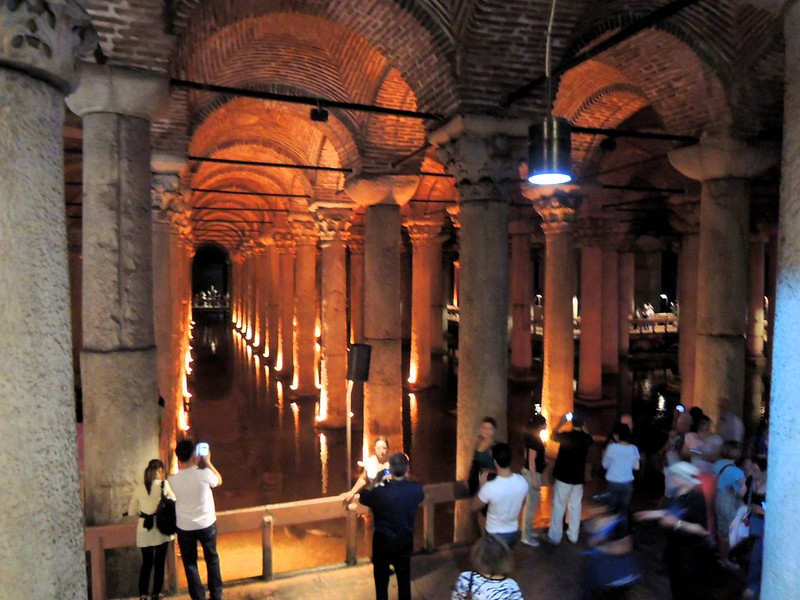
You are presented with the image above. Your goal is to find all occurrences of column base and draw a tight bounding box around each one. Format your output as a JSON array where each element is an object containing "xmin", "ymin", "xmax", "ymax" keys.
[
  {"xmin": 509, "ymin": 367, "xmax": 535, "ymax": 382},
  {"xmin": 288, "ymin": 386, "xmax": 319, "ymax": 400},
  {"xmin": 406, "ymin": 379, "xmax": 433, "ymax": 391},
  {"xmin": 315, "ymin": 416, "xmax": 347, "ymax": 430},
  {"xmin": 574, "ymin": 394, "xmax": 618, "ymax": 409}
]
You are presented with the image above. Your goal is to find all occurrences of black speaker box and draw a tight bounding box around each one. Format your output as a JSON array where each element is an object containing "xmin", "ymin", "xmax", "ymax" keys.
[{"xmin": 347, "ymin": 343, "xmax": 372, "ymax": 382}]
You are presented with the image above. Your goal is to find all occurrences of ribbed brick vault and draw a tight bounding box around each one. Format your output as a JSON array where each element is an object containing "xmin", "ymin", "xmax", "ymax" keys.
[{"xmin": 71, "ymin": 0, "xmax": 784, "ymax": 249}]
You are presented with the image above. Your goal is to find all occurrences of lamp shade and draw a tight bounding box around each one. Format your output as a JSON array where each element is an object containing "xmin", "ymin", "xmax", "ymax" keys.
[{"xmin": 528, "ymin": 116, "xmax": 572, "ymax": 185}]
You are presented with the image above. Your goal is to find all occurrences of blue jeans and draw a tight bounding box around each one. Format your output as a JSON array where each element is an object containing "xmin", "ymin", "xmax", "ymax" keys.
[
  {"xmin": 491, "ymin": 530, "xmax": 520, "ymax": 549},
  {"xmin": 746, "ymin": 517, "xmax": 765, "ymax": 593},
  {"xmin": 606, "ymin": 481, "xmax": 634, "ymax": 532},
  {"xmin": 177, "ymin": 523, "xmax": 223, "ymax": 600}
]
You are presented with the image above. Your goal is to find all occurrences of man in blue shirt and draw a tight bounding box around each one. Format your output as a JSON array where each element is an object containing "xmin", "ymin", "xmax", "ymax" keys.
[{"xmin": 359, "ymin": 452, "xmax": 424, "ymax": 600}]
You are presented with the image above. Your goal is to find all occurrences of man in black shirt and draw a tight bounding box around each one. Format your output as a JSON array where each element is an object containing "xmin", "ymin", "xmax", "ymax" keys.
[
  {"xmin": 359, "ymin": 452, "xmax": 424, "ymax": 600},
  {"xmin": 546, "ymin": 412, "xmax": 593, "ymax": 544}
]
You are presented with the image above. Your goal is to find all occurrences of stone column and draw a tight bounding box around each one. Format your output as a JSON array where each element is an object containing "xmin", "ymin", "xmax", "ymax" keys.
[
  {"xmin": 67, "ymin": 62, "xmax": 168, "ymax": 595},
  {"xmin": 348, "ymin": 225, "xmax": 365, "ymax": 344},
  {"xmin": 618, "ymin": 248, "xmax": 635, "ymax": 360},
  {"xmin": 267, "ymin": 242, "xmax": 281, "ymax": 361},
  {"xmin": 346, "ymin": 175, "xmax": 419, "ymax": 456},
  {"xmin": 602, "ymin": 245, "xmax": 620, "ymax": 374},
  {"xmin": 509, "ymin": 209, "xmax": 535, "ymax": 379},
  {"xmin": 274, "ymin": 229, "xmax": 297, "ymax": 376},
  {"xmin": 576, "ymin": 223, "xmax": 603, "ymax": 401},
  {"xmin": 430, "ymin": 232, "xmax": 447, "ymax": 354},
  {"xmin": 745, "ymin": 230, "xmax": 769, "ymax": 427},
  {"xmin": 669, "ymin": 137, "xmax": 777, "ymax": 420},
  {"xmin": 0, "ymin": 3, "xmax": 94, "ymax": 597},
  {"xmin": 231, "ymin": 256, "xmax": 242, "ymax": 329},
  {"xmin": 406, "ymin": 218, "xmax": 443, "ymax": 389},
  {"xmin": 290, "ymin": 216, "xmax": 319, "ymax": 396},
  {"xmin": 434, "ymin": 116, "xmax": 521, "ymax": 542},
  {"xmin": 529, "ymin": 188, "xmax": 580, "ymax": 422},
  {"xmin": 669, "ymin": 196, "xmax": 701, "ymax": 407},
  {"xmin": 316, "ymin": 208, "xmax": 351, "ymax": 428}
]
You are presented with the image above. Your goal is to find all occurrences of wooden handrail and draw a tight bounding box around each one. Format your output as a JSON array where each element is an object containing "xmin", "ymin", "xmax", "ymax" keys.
[{"xmin": 84, "ymin": 480, "xmax": 471, "ymax": 600}]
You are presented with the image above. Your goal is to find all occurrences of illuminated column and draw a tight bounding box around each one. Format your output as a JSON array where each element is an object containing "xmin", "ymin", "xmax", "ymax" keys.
[
  {"xmin": 406, "ymin": 218, "xmax": 443, "ymax": 389},
  {"xmin": 764, "ymin": 6, "xmax": 800, "ymax": 594},
  {"xmin": 348, "ymin": 224, "xmax": 365, "ymax": 344},
  {"xmin": 290, "ymin": 216, "xmax": 318, "ymax": 396},
  {"xmin": 670, "ymin": 137, "xmax": 777, "ymax": 420},
  {"xmin": 530, "ymin": 188, "xmax": 580, "ymax": 422},
  {"xmin": 346, "ymin": 175, "xmax": 419, "ymax": 455},
  {"xmin": 618, "ymin": 248, "xmax": 635, "ymax": 360},
  {"xmin": 602, "ymin": 244, "xmax": 620, "ymax": 374},
  {"xmin": 509, "ymin": 210, "xmax": 534, "ymax": 379},
  {"xmin": 746, "ymin": 230, "xmax": 768, "ymax": 426},
  {"xmin": 435, "ymin": 117, "xmax": 520, "ymax": 542},
  {"xmin": 257, "ymin": 236, "xmax": 275, "ymax": 356},
  {"xmin": 231, "ymin": 255, "xmax": 243, "ymax": 328},
  {"xmin": 66, "ymin": 63, "xmax": 168, "ymax": 595},
  {"xmin": 669, "ymin": 195, "xmax": 700, "ymax": 406},
  {"xmin": 267, "ymin": 241, "xmax": 281, "ymax": 361},
  {"xmin": 430, "ymin": 232, "xmax": 446, "ymax": 354},
  {"xmin": 274, "ymin": 229, "xmax": 297, "ymax": 376},
  {"xmin": 577, "ymin": 224, "xmax": 603, "ymax": 401},
  {"xmin": 0, "ymin": 4, "xmax": 93, "ymax": 597},
  {"xmin": 316, "ymin": 208, "xmax": 351, "ymax": 427}
]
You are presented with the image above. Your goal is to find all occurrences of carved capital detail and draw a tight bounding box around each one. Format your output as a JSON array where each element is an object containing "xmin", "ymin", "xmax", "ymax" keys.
[
  {"xmin": 273, "ymin": 229, "xmax": 296, "ymax": 252},
  {"xmin": 531, "ymin": 189, "xmax": 580, "ymax": 235},
  {"xmin": 289, "ymin": 217, "xmax": 318, "ymax": 246},
  {"xmin": 667, "ymin": 195, "xmax": 701, "ymax": 235},
  {"xmin": 316, "ymin": 208, "xmax": 352, "ymax": 244},
  {"xmin": 405, "ymin": 219, "xmax": 442, "ymax": 244},
  {"xmin": 0, "ymin": 0, "xmax": 96, "ymax": 93}
]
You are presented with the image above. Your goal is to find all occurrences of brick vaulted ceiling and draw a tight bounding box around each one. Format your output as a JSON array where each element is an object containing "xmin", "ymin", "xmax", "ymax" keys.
[{"xmin": 74, "ymin": 0, "xmax": 785, "ymax": 248}]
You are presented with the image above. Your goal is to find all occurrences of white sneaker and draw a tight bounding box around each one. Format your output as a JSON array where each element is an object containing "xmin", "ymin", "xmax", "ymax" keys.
[{"xmin": 520, "ymin": 536, "xmax": 540, "ymax": 548}]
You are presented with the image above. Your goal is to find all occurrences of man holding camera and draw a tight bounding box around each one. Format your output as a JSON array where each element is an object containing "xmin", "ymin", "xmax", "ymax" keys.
[
  {"xmin": 358, "ymin": 452, "xmax": 424, "ymax": 600},
  {"xmin": 169, "ymin": 439, "xmax": 224, "ymax": 600},
  {"xmin": 546, "ymin": 412, "xmax": 593, "ymax": 545}
]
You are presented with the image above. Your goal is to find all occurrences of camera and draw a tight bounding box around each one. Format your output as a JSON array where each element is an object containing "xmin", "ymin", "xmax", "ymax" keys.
[{"xmin": 196, "ymin": 442, "xmax": 210, "ymax": 457}]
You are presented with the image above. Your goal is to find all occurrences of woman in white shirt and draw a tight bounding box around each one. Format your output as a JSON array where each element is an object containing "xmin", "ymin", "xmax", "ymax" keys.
[
  {"xmin": 603, "ymin": 423, "xmax": 640, "ymax": 532},
  {"xmin": 127, "ymin": 459, "xmax": 176, "ymax": 600},
  {"xmin": 343, "ymin": 437, "xmax": 389, "ymax": 504}
]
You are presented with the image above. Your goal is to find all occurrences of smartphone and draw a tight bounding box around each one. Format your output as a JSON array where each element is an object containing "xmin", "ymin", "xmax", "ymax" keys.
[
  {"xmin": 196, "ymin": 442, "xmax": 210, "ymax": 457},
  {"xmin": 676, "ymin": 404, "xmax": 686, "ymax": 413},
  {"xmin": 383, "ymin": 468, "xmax": 391, "ymax": 477},
  {"xmin": 565, "ymin": 412, "xmax": 573, "ymax": 422}
]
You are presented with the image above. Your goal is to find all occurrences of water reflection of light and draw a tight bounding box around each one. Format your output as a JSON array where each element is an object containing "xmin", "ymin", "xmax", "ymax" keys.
[
  {"xmin": 409, "ymin": 393, "xmax": 418, "ymax": 439},
  {"xmin": 246, "ymin": 343, "xmax": 253, "ymax": 360},
  {"xmin": 319, "ymin": 432, "xmax": 328, "ymax": 495}
]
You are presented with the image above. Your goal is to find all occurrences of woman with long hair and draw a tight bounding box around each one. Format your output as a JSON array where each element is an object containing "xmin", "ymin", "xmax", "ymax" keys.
[
  {"xmin": 127, "ymin": 458, "xmax": 176, "ymax": 600},
  {"xmin": 451, "ymin": 534, "xmax": 523, "ymax": 599}
]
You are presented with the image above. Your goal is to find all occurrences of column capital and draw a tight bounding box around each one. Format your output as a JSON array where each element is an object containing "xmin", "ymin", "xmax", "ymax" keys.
[
  {"xmin": 66, "ymin": 63, "xmax": 169, "ymax": 120},
  {"xmin": 446, "ymin": 205, "xmax": 461, "ymax": 230},
  {"xmin": 433, "ymin": 118, "xmax": 526, "ymax": 203},
  {"xmin": 316, "ymin": 208, "xmax": 352, "ymax": 244},
  {"xmin": 344, "ymin": 174, "xmax": 420, "ymax": 207},
  {"xmin": 288, "ymin": 215, "xmax": 318, "ymax": 246},
  {"xmin": 528, "ymin": 185, "xmax": 582, "ymax": 234},
  {"xmin": 668, "ymin": 135, "xmax": 779, "ymax": 181},
  {"xmin": 576, "ymin": 217, "xmax": 607, "ymax": 247},
  {"xmin": 405, "ymin": 218, "xmax": 442, "ymax": 243},
  {"xmin": 0, "ymin": 0, "xmax": 96, "ymax": 93},
  {"xmin": 508, "ymin": 205, "xmax": 535, "ymax": 236},
  {"xmin": 668, "ymin": 195, "xmax": 701, "ymax": 234},
  {"xmin": 273, "ymin": 229, "xmax": 297, "ymax": 253}
]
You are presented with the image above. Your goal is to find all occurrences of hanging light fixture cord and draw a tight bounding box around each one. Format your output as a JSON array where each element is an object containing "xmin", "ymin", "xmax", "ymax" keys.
[{"xmin": 545, "ymin": 0, "xmax": 558, "ymax": 117}]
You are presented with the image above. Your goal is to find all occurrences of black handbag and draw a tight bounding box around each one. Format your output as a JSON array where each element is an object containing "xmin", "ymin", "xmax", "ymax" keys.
[{"xmin": 155, "ymin": 480, "xmax": 177, "ymax": 535}]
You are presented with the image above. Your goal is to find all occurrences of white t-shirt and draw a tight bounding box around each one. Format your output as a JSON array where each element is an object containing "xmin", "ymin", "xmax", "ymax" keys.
[
  {"xmin": 169, "ymin": 466, "xmax": 220, "ymax": 531},
  {"xmin": 363, "ymin": 455, "xmax": 389, "ymax": 480},
  {"xmin": 603, "ymin": 443, "xmax": 640, "ymax": 484},
  {"xmin": 477, "ymin": 473, "xmax": 529, "ymax": 534}
]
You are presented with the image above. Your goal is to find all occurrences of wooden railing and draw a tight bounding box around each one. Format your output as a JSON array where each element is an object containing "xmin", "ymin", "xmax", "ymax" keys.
[{"xmin": 84, "ymin": 480, "xmax": 470, "ymax": 600}]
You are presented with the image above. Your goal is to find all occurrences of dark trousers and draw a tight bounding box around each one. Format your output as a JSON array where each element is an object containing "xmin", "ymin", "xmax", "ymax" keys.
[
  {"xmin": 372, "ymin": 531, "xmax": 413, "ymax": 600},
  {"xmin": 177, "ymin": 523, "xmax": 223, "ymax": 600},
  {"xmin": 139, "ymin": 542, "xmax": 168, "ymax": 596}
]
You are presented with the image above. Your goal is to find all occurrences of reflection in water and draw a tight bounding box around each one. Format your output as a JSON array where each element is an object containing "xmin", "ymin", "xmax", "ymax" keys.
[{"xmin": 319, "ymin": 432, "xmax": 329, "ymax": 495}]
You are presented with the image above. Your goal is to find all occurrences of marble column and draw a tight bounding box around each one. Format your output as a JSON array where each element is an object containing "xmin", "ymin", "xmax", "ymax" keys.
[
  {"xmin": 406, "ymin": 218, "xmax": 443, "ymax": 389},
  {"xmin": 530, "ymin": 189, "xmax": 580, "ymax": 422},
  {"xmin": 763, "ymin": 6, "xmax": 800, "ymax": 596},
  {"xmin": 670, "ymin": 137, "xmax": 777, "ymax": 420},
  {"xmin": 267, "ymin": 242, "xmax": 281, "ymax": 361},
  {"xmin": 316, "ymin": 208, "xmax": 351, "ymax": 428},
  {"xmin": 273, "ymin": 230, "xmax": 297, "ymax": 376},
  {"xmin": 577, "ymin": 226, "xmax": 603, "ymax": 401},
  {"xmin": 430, "ymin": 233, "xmax": 447, "ymax": 354},
  {"xmin": 745, "ymin": 231, "xmax": 769, "ymax": 427},
  {"xmin": 669, "ymin": 196, "xmax": 701, "ymax": 407},
  {"xmin": 618, "ymin": 249, "xmax": 635, "ymax": 360},
  {"xmin": 67, "ymin": 62, "xmax": 168, "ymax": 595},
  {"xmin": 348, "ymin": 225, "xmax": 365, "ymax": 344},
  {"xmin": 0, "ymin": 3, "xmax": 94, "ymax": 597},
  {"xmin": 290, "ymin": 216, "xmax": 319, "ymax": 396},
  {"xmin": 346, "ymin": 175, "xmax": 419, "ymax": 457},
  {"xmin": 434, "ymin": 116, "xmax": 520, "ymax": 542},
  {"xmin": 509, "ymin": 210, "xmax": 535, "ymax": 379},
  {"xmin": 602, "ymin": 246, "xmax": 620, "ymax": 374}
]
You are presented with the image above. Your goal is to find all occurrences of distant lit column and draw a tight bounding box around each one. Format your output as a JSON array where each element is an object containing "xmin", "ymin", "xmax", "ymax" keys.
[
  {"xmin": 346, "ymin": 175, "xmax": 419, "ymax": 456},
  {"xmin": 67, "ymin": 62, "xmax": 168, "ymax": 555},
  {"xmin": 617, "ymin": 247, "xmax": 635, "ymax": 360},
  {"xmin": 274, "ymin": 229, "xmax": 297, "ymax": 376},
  {"xmin": 602, "ymin": 245, "xmax": 620, "ymax": 374},
  {"xmin": 267, "ymin": 241, "xmax": 281, "ymax": 361},
  {"xmin": 316, "ymin": 207, "xmax": 351, "ymax": 428},
  {"xmin": 577, "ymin": 227, "xmax": 602, "ymax": 401},
  {"xmin": 670, "ymin": 137, "xmax": 777, "ymax": 420},
  {"xmin": 430, "ymin": 232, "xmax": 447, "ymax": 354},
  {"xmin": 531, "ymin": 188, "xmax": 580, "ymax": 422},
  {"xmin": 348, "ymin": 224, "xmax": 365, "ymax": 344},
  {"xmin": 406, "ymin": 218, "xmax": 443, "ymax": 389},
  {"xmin": 509, "ymin": 210, "xmax": 534, "ymax": 379},
  {"xmin": 746, "ymin": 229, "xmax": 768, "ymax": 426},
  {"xmin": 290, "ymin": 216, "xmax": 319, "ymax": 396},
  {"xmin": 0, "ymin": 3, "xmax": 94, "ymax": 595}
]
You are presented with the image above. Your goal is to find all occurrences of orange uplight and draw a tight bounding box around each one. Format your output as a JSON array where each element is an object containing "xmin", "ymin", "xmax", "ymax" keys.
[
  {"xmin": 290, "ymin": 368, "xmax": 299, "ymax": 390},
  {"xmin": 315, "ymin": 341, "xmax": 322, "ymax": 389},
  {"xmin": 253, "ymin": 331, "xmax": 260, "ymax": 348},
  {"xmin": 407, "ymin": 362, "xmax": 418, "ymax": 385},
  {"xmin": 275, "ymin": 349, "xmax": 283, "ymax": 372},
  {"xmin": 178, "ymin": 403, "xmax": 190, "ymax": 432},
  {"xmin": 316, "ymin": 389, "xmax": 328, "ymax": 422},
  {"xmin": 409, "ymin": 393, "xmax": 419, "ymax": 437},
  {"xmin": 540, "ymin": 429, "xmax": 550, "ymax": 444}
]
